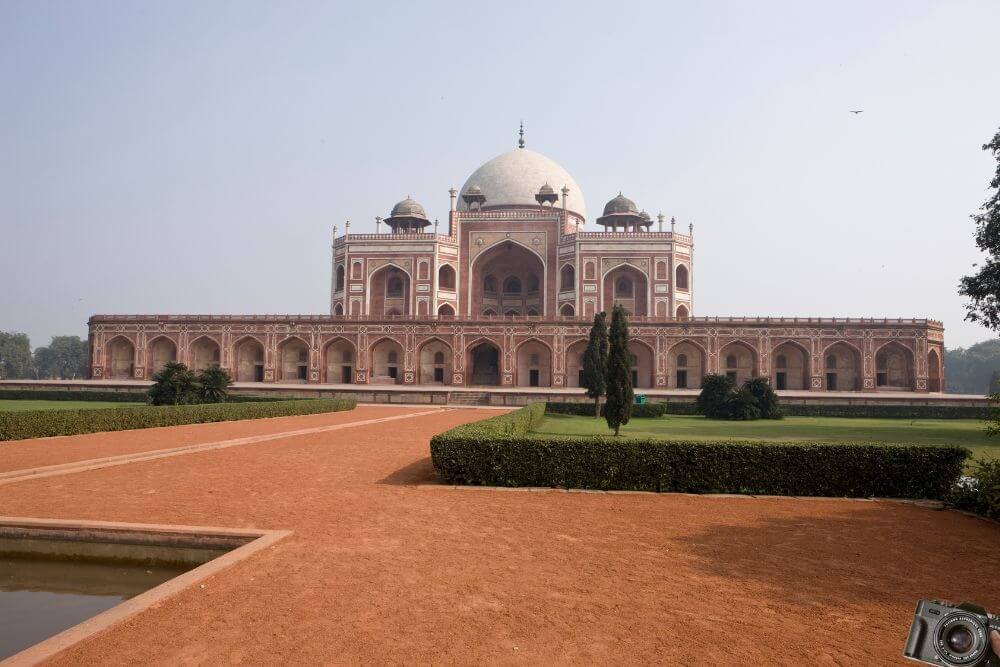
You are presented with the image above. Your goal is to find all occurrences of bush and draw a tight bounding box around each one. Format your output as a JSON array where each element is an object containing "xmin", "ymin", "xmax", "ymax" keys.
[
  {"xmin": 430, "ymin": 405, "xmax": 968, "ymax": 499},
  {"xmin": 0, "ymin": 398, "xmax": 356, "ymax": 441},
  {"xmin": 744, "ymin": 377, "xmax": 782, "ymax": 419},
  {"xmin": 948, "ymin": 458, "xmax": 1000, "ymax": 520},
  {"xmin": 696, "ymin": 374, "xmax": 735, "ymax": 418},
  {"xmin": 696, "ymin": 375, "xmax": 781, "ymax": 421},
  {"xmin": 778, "ymin": 403, "xmax": 988, "ymax": 420},
  {"xmin": 148, "ymin": 362, "xmax": 198, "ymax": 405},
  {"xmin": 196, "ymin": 366, "xmax": 233, "ymax": 403}
]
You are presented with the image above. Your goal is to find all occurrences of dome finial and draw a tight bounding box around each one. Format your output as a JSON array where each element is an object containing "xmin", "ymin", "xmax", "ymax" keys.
[{"xmin": 518, "ymin": 120, "xmax": 525, "ymax": 149}]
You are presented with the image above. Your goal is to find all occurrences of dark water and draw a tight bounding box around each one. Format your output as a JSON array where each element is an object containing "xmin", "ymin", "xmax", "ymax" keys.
[{"xmin": 0, "ymin": 557, "xmax": 191, "ymax": 659}]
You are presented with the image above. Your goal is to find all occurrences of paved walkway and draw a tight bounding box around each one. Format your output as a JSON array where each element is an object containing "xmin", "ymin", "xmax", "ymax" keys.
[{"xmin": 1, "ymin": 406, "xmax": 998, "ymax": 665}]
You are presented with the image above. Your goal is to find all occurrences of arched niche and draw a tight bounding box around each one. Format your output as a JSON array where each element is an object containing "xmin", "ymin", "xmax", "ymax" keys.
[
  {"xmin": 370, "ymin": 338, "xmax": 404, "ymax": 384},
  {"xmin": 719, "ymin": 341, "xmax": 756, "ymax": 386},
  {"xmin": 771, "ymin": 341, "xmax": 809, "ymax": 390},
  {"xmin": 234, "ymin": 337, "xmax": 265, "ymax": 382},
  {"xmin": 875, "ymin": 342, "xmax": 914, "ymax": 390},
  {"xmin": 438, "ymin": 264, "xmax": 456, "ymax": 290},
  {"xmin": 603, "ymin": 264, "xmax": 648, "ymax": 316},
  {"xmin": 107, "ymin": 337, "xmax": 135, "ymax": 379},
  {"xmin": 278, "ymin": 337, "xmax": 309, "ymax": 383},
  {"xmin": 629, "ymin": 340, "xmax": 654, "ymax": 389},
  {"xmin": 419, "ymin": 338, "xmax": 452, "ymax": 384},
  {"xmin": 824, "ymin": 342, "xmax": 861, "ymax": 391},
  {"xmin": 370, "ymin": 265, "xmax": 410, "ymax": 317},
  {"xmin": 515, "ymin": 339, "xmax": 551, "ymax": 387},
  {"xmin": 324, "ymin": 338, "xmax": 354, "ymax": 384},
  {"xmin": 148, "ymin": 337, "xmax": 176, "ymax": 375},
  {"xmin": 467, "ymin": 340, "xmax": 501, "ymax": 386},
  {"xmin": 190, "ymin": 336, "xmax": 221, "ymax": 372},
  {"xmin": 471, "ymin": 241, "xmax": 545, "ymax": 317},
  {"xmin": 670, "ymin": 340, "xmax": 705, "ymax": 389}
]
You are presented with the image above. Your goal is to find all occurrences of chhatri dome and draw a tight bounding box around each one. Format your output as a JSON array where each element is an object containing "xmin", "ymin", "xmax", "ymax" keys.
[{"xmin": 458, "ymin": 127, "xmax": 586, "ymax": 219}]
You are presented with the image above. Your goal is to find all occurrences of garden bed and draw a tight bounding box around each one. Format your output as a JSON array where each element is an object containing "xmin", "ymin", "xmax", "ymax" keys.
[
  {"xmin": 0, "ymin": 398, "xmax": 356, "ymax": 441},
  {"xmin": 430, "ymin": 403, "xmax": 969, "ymax": 499}
]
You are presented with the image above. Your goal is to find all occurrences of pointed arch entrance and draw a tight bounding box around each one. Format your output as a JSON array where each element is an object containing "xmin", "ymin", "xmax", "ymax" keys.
[
  {"xmin": 419, "ymin": 338, "xmax": 452, "ymax": 384},
  {"xmin": 467, "ymin": 340, "xmax": 501, "ymax": 386},
  {"xmin": 771, "ymin": 341, "xmax": 809, "ymax": 390},
  {"xmin": 235, "ymin": 337, "xmax": 265, "ymax": 383}
]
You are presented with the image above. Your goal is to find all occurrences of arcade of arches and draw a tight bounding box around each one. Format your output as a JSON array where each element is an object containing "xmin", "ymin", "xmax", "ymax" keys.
[{"xmin": 89, "ymin": 326, "xmax": 938, "ymax": 392}]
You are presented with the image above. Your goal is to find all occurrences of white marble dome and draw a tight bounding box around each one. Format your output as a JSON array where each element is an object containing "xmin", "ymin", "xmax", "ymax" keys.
[{"xmin": 458, "ymin": 148, "xmax": 586, "ymax": 219}]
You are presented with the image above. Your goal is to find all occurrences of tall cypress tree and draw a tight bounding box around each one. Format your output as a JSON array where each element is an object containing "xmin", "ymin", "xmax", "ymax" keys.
[
  {"xmin": 960, "ymin": 126, "xmax": 1000, "ymax": 329},
  {"xmin": 604, "ymin": 305, "xmax": 634, "ymax": 436},
  {"xmin": 581, "ymin": 312, "xmax": 609, "ymax": 417}
]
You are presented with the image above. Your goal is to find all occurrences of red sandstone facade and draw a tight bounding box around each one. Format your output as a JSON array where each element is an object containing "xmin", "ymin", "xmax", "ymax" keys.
[{"xmin": 87, "ymin": 140, "xmax": 946, "ymax": 393}]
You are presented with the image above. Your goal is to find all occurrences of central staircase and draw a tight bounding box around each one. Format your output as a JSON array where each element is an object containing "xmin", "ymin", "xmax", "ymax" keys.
[{"xmin": 447, "ymin": 391, "xmax": 491, "ymax": 406}]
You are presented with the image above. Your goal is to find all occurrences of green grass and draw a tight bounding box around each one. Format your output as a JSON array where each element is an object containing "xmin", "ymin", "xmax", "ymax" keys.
[
  {"xmin": 0, "ymin": 400, "xmax": 144, "ymax": 413},
  {"xmin": 534, "ymin": 413, "xmax": 1000, "ymax": 462}
]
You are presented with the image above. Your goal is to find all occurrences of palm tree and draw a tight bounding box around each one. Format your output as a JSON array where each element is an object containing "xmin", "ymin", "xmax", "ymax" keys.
[{"xmin": 196, "ymin": 365, "xmax": 233, "ymax": 403}]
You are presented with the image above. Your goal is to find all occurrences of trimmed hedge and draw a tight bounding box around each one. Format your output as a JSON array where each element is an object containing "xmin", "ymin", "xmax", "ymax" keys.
[
  {"xmin": 545, "ymin": 402, "xmax": 671, "ymax": 418},
  {"xmin": 0, "ymin": 389, "xmax": 297, "ymax": 404},
  {"xmin": 545, "ymin": 400, "xmax": 987, "ymax": 420},
  {"xmin": 430, "ymin": 404, "xmax": 968, "ymax": 499},
  {"xmin": 949, "ymin": 458, "xmax": 1000, "ymax": 520},
  {"xmin": 0, "ymin": 398, "xmax": 356, "ymax": 441}
]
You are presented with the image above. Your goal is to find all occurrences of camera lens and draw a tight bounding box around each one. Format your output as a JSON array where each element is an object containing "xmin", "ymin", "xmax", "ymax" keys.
[{"xmin": 946, "ymin": 626, "xmax": 975, "ymax": 654}]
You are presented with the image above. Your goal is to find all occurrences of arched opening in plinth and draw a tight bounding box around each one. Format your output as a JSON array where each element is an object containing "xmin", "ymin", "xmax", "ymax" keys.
[
  {"xmin": 669, "ymin": 340, "xmax": 705, "ymax": 389},
  {"xmin": 771, "ymin": 341, "xmax": 809, "ymax": 391},
  {"xmin": 324, "ymin": 338, "xmax": 354, "ymax": 384},
  {"xmin": 370, "ymin": 338, "xmax": 404, "ymax": 385},
  {"xmin": 928, "ymin": 348, "xmax": 942, "ymax": 392},
  {"xmin": 719, "ymin": 341, "xmax": 757, "ymax": 386},
  {"xmin": 875, "ymin": 341, "xmax": 914, "ymax": 390},
  {"xmin": 629, "ymin": 340, "xmax": 654, "ymax": 389},
  {"xmin": 603, "ymin": 264, "xmax": 648, "ymax": 316},
  {"xmin": 190, "ymin": 336, "xmax": 221, "ymax": 372},
  {"xmin": 234, "ymin": 337, "xmax": 265, "ymax": 383},
  {"xmin": 823, "ymin": 342, "xmax": 861, "ymax": 391},
  {"xmin": 107, "ymin": 337, "xmax": 135, "ymax": 379},
  {"xmin": 515, "ymin": 339, "xmax": 551, "ymax": 387},
  {"xmin": 369, "ymin": 265, "xmax": 411, "ymax": 317},
  {"xmin": 471, "ymin": 241, "xmax": 545, "ymax": 317},
  {"xmin": 565, "ymin": 338, "xmax": 588, "ymax": 388},
  {"xmin": 148, "ymin": 337, "xmax": 176, "ymax": 376},
  {"xmin": 467, "ymin": 340, "xmax": 501, "ymax": 386},
  {"xmin": 278, "ymin": 337, "xmax": 309, "ymax": 383},
  {"xmin": 419, "ymin": 338, "xmax": 452, "ymax": 385}
]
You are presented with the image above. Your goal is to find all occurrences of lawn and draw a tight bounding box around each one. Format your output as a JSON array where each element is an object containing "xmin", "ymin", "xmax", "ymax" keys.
[
  {"xmin": 534, "ymin": 413, "xmax": 1000, "ymax": 462},
  {"xmin": 0, "ymin": 400, "xmax": 143, "ymax": 412}
]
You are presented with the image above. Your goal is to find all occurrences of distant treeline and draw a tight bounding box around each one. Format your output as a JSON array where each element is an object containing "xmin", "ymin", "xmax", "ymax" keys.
[
  {"xmin": 0, "ymin": 331, "xmax": 89, "ymax": 380},
  {"xmin": 945, "ymin": 338, "xmax": 1000, "ymax": 395}
]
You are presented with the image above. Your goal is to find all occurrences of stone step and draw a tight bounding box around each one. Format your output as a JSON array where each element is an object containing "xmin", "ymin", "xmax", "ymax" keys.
[{"xmin": 447, "ymin": 391, "xmax": 490, "ymax": 406}]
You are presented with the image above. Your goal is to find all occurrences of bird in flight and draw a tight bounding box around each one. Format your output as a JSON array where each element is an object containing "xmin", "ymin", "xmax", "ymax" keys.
[{"xmin": 849, "ymin": 110, "xmax": 864, "ymax": 114}]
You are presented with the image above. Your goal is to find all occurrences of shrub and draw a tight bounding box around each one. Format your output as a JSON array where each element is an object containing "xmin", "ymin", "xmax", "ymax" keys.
[
  {"xmin": 948, "ymin": 458, "xmax": 1000, "ymax": 520},
  {"xmin": 0, "ymin": 398, "xmax": 356, "ymax": 441},
  {"xmin": 148, "ymin": 362, "xmax": 198, "ymax": 405},
  {"xmin": 728, "ymin": 387, "xmax": 762, "ymax": 420},
  {"xmin": 196, "ymin": 366, "xmax": 233, "ymax": 403},
  {"xmin": 430, "ymin": 405, "xmax": 968, "ymax": 499},
  {"xmin": 696, "ymin": 374, "xmax": 736, "ymax": 418},
  {"xmin": 744, "ymin": 377, "xmax": 782, "ymax": 419}
]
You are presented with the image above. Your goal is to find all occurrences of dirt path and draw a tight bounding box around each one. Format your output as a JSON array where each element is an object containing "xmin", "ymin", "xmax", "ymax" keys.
[{"xmin": 1, "ymin": 407, "xmax": 997, "ymax": 665}]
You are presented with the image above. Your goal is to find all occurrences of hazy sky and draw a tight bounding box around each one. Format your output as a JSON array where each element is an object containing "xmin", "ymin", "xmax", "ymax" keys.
[{"xmin": 2, "ymin": 1, "xmax": 999, "ymax": 348}]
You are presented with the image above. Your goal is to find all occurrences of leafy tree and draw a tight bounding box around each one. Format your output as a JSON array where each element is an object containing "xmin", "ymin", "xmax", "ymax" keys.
[
  {"xmin": 196, "ymin": 365, "xmax": 233, "ymax": 403},
  {"xmin": 960, "ymin": 126, "xmax": 1000, "ymax": 328},
  {"xmin": 148, "ymin": 362, "xmax": 197, "ymax": 405},
  {"xmin": 32, "ymin": 336, "xmax": 89, "ymax": 379},
  {"xmin": 696, "ymin": 374, "xmax": 736, "ymax": 419},
  {"xmin": 604, "ymin": 305, "xmax": 633, "ymax": 436},
  {"xmin": 744, "ymin": 377, "xmax": 782, "ymax": 419},
  {"xmin": 581, "ymin": 312, "xmax": 609, "ymax": 417},
  {"xmin": 0, "ymin": 331, "xmax": 32, "ymax": 379}
]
